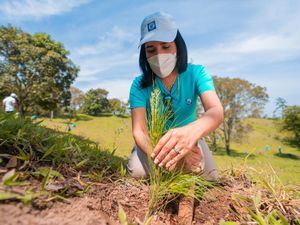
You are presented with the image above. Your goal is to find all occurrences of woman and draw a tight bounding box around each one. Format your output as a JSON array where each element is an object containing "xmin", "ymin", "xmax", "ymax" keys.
[{"xmin": 127, "ymin": 12, "xmax": 223, "ymax": 180}]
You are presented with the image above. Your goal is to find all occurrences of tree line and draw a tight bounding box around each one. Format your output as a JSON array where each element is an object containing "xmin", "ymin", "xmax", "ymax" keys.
[{"xmin": 70, "ymin": 86, "xmax": 129, "ymax": 116}]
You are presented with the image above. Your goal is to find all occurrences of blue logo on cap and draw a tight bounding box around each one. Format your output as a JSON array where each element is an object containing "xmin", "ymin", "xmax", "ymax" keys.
[{"xmin": 147, "ymin": 21, "xmax": 156, "ymax": 32}]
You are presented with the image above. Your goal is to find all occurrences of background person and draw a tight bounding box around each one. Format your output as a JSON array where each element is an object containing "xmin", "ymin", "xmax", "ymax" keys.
[{"xmin": 2, "ymin": 93, "xmax": 18, "ymax": 113}]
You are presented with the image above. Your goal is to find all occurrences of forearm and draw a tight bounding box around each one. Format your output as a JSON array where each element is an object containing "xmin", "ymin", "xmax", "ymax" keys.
[
  {"xmin": 133, "ymin": 130, "xmax": 153, "ymax": 156},
  {"xmin": 188, "ymin": 106, "xmax": 224, "ymax": 143}
]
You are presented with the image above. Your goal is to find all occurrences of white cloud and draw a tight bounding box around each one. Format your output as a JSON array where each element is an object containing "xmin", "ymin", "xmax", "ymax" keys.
[
  {"xmin": 189, "ymin": 31, "xmax": 300, "ymax": 115},
  {"xmin": 74, "ymin": 26, "xmax": 138, "ymax": 57},
  {"xmin": 78, "ymin": 79, "xmax": 132, "ymax": 102},
  {"xmin": 190, "ymin": 33, "xmax": 300, "ymax": 70},
  {"xmin": 75, "ymin": 53, "xmax": 138, "ymax": 82},
  {"xmin": 187, "ymin": 0, "xmax": 300, "ymax": 71},
  {"xmin": 187, "ymin": 1, "xmax": 300, "ymax": 116},
  {"xmin": 71, "ymin": 26, "xmax": 140, "ymax": 102},
  {"xmin": 72, "ymin": 26, "xmax": 140, "ymax": 82},
  {"xmin": 0, "ymin": 0, "xmax": 90, "ymax": 20}
]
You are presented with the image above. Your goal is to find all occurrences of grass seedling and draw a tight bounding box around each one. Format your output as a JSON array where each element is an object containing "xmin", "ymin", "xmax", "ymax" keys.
[{"xmin": 145, "ymin": 88, "xmax": 213, "ymax": 221}]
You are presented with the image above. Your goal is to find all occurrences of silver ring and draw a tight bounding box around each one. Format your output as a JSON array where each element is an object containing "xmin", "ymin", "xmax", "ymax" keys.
[{"xmin": 172, "ymin": 147, "xmax": 181, "ymax": 154}]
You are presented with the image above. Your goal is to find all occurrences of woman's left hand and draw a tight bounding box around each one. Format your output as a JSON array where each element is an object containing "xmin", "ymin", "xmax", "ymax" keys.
[
  {"xmin": 166, "ymin": 144, "xmax": 203, "ymax": 173},
  {"xmin": 151, "ymin": 125, "xmax": 199, "ymax": 169}
]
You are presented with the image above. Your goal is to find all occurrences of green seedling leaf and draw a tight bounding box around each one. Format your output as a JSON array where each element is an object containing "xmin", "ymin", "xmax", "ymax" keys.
[
  {"xmin": 16, "ymin": 145, "xmax": 30, "ymax": 161},
  {"xmin": 2, "ymin": 169, "xmax": 16, "ymax": 183},
  {"xmin": 248, "ymin": 208, "xmax": 267, "ymax": 225},
  {"xmin": 118, "ymin": 205, "xmax": 128, "ymax": 225},
  {"xmin": 75, "ymin": 183, "xmax": 93, "ymax": 196},
  {"xmin": 0, "ymin": 190, "xmax": 41, "ymax": 204},
  {"xmin": 19, "ymin": 192, "xmax": 36, "ymax": 205},
  {"xmin": 110, "ymin": 147, "xmax": 117, "ymax": 156},
  {"xmin": 269, "ymin": 210, "xmax": 289, "ymax": 225},
  {"xmin": 31, "ymin": 167, "xmax": 64, "ymax": 180},
  {"xmin": 219, "ymin": 221, "xmax": 238, "ymax": 225},
  {"xmin": 118, "ymin": 163, "xmax": 127, "ymax": 177},
  {"xmin": 33, "ymin": 120, "xmax": 44, "ymax": 126},
  {"xmin": 40, "ymin": 145, "xmax": 54, "ymax": 160},
  {"xmin": 0, "ymin": 192, "xmax": 19, "ymax": 201},
  {"xmin": 143, "ymin": 216, "xmax": 153, "ymax": 225},
  {"xmin": 42, "ymin": 168, "xmax": 52, "ymax": 190},
  {"xmin": 75, "ymin": 159, "xmax": 89, "ymax": 168},
  {"xmin": 2, "ymin": 169, "xmax": 28, "ymax": 186}
]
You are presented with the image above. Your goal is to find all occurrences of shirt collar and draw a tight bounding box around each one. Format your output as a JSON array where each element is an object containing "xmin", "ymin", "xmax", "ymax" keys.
[{"xmin": 156, "ymin": 74, "xmax": 180, "ymax": 100}]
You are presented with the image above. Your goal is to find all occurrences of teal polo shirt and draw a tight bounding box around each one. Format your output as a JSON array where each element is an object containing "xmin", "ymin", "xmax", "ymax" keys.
[{"xmin": 129, "ymin": 63, "xmax": 215, "ymax": 128}]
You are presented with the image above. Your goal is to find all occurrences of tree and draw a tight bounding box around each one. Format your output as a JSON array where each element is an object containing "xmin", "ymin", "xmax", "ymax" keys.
[
  {"xmin": 273, "ymin": 97, "xmax": 287, "ymax": 119},
  {"xmin": 205, "ymin": 129, "xmax": 223, "ymax": 152},
  {"xmin": 109, "ymin": 98, "xmax": 121, "ymax": 113},
  {"xmin": 0, "ymin": 26, "xmax": 78, "ymax": 116},
  {"xmin": 82, "ymin": 88, "xmax": 111, "ymax": 116},
  {"xmin": 120, "ymin": 100, "xmax": 130, "ymax": 115},
  {"xmin": 214, "ymin": 76, "xmax": 269, "ymax": 154},
  {"xmin": 282, "ymin": 106, "xmax": 300, "ymax": 146},
  {"xmin": 70, "ymin": 86, "xmax": 85, "ymax": 110}
]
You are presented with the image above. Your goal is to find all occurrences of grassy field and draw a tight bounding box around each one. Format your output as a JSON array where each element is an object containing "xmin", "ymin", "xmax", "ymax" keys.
[{"xmin": 40, "ymin": 115, "xmax": 300, "ymax": 185}]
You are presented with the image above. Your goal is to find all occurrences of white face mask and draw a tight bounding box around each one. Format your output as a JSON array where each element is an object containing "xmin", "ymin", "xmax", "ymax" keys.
[{"xmin": 147, "ymin": 53, "xmax": 177, "ymax": 78}]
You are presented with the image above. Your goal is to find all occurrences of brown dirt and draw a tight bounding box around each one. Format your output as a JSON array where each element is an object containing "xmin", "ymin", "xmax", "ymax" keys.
[{"xmin": 0, "ymin": 175, "xmax": 254, "ymax": 225}]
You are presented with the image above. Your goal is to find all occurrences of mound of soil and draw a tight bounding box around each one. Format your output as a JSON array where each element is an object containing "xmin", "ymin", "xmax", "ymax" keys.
[{"xmin": 0, "ymin": 175, "xmax": 253, "ymax": 225}]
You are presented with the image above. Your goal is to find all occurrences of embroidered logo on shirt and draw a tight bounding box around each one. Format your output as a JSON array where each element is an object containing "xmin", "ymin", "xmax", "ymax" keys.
[
  {"xmin": 147, "ymin": 21, "xmax": 156, "ymax": 32},
  {"xmin": 186, "ymin": 98, "xmax": 192, "ymax": 105}
]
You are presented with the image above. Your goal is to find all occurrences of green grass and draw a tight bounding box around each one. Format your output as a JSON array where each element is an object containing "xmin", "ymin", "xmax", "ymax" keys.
[
  {"xmin": 0, "ymin": 111, "xmax": 127, "ymax": 196},
  {"xmin": 41, "ymin": 114, "xmax": 133, "ymax": 157},
  {"xmin": 214, "ymin": 118, "xmax": 300, "ymax": 185},
  {"xmin": 40, "ymin": 115, "xmax": 300, "ymax": 185},
  {"xmin": 0, "ymin": 111, "xmax": 128, "ymax": 204}
]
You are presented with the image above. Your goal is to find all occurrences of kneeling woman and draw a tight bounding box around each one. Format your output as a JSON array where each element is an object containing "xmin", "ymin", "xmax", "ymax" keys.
[{"xmin": 127, "ymin": 12, "xmax": 223, "ymax": 180}]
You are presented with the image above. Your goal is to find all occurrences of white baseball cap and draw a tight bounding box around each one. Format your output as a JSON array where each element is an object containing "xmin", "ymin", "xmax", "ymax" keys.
[
  {"xmin": 10, "ymin": 93, "xmax": 17, "ymax": 98},
  {"xmin": 139, "ymin": 12, "xmax": 178, "ymax": 47}
]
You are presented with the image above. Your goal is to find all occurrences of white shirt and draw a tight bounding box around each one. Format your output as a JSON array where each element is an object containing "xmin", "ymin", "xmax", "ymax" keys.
[{"xmin": 3, "ymin": 96, "xmax": 16, "ymax": 112}]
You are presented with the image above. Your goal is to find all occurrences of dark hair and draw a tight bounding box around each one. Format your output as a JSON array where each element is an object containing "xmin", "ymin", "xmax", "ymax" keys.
[{"xmin": 139, "ymin": 30, "xmax": 188, "ymax": 88}]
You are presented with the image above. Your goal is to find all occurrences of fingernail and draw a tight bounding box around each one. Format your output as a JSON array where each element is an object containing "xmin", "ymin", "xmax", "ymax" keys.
[
  {"xmin": 154, "ymin": 159, "xmax": 159, "ymax": 164},
  {"xmin": 151, "ymin": 153, "xmax": 155, "ymax": 158},
  {"xmin": 158, "ymin": 163, "xmax": 163, "ymax": 167}
]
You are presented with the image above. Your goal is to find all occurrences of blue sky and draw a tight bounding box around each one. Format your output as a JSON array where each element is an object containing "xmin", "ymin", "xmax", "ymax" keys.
[{"xmin": 0, "ymin": 0, "xmax": 299, "ymax": 116}]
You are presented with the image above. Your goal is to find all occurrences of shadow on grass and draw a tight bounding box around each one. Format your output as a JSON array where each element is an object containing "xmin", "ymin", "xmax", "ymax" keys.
[
  {"xmin": 274, "ymin": 153, "xmax": 300, "ymax": 160},
  {"xmin": 213, "ymin": 147, "xmax": 256, "ymax": 159},
  {"xmin": 281, "ymin": 137, "xmax": 300, "ymax": 150},
  {"xmin": 54, "ymin": 113, "xmax": 93, "ymax": 121},
  {"xmin": 96, "ymin": 113, "xmax": 130, "ymax": 118},
  {"xmin": 116, "ymin": 114, "xmax": 131, "ymax": 118},
  {"xmin": 95, "ymin": 113, "xmax": 113, "ymax": 117},
  {"xmin": 54, "ymin": 113, "xmax": 130, "ymax": 121},
  {"xmin": 73, "ymin": 114, "xmax": 93, "ymax": 121}
]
